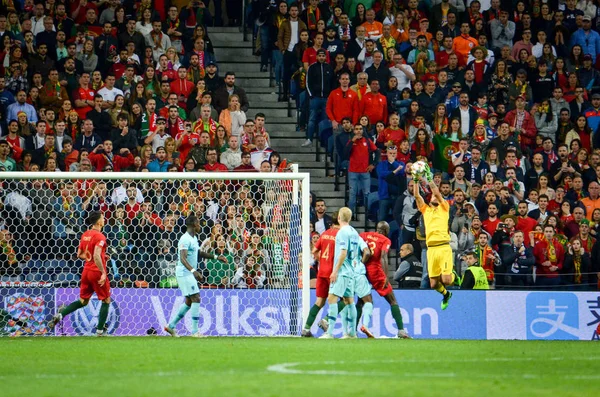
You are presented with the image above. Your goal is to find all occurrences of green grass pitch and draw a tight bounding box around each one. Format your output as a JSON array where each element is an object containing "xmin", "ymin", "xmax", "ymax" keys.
[{"xmin": 1, "ymin": 338, "xmax": 598, "ymax": 397}]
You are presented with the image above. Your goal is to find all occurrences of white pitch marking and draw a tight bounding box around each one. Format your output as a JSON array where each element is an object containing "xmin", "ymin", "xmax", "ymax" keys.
[{"xmin": 266, "ymin": 357, "xmax": 600, "ymax": 380}]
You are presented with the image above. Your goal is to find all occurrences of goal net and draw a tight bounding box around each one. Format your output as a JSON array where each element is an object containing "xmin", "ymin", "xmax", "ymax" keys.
[{"xmin": 0, "ymin": 171, "xmax": 311, "ymax": 337}]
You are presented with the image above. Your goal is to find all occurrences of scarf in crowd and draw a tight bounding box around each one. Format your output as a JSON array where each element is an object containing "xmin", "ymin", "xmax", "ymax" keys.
[
  {"xmin": 582, "ymin": 236, "xmax": 594, "ymax": 253},
  {"xmin": 379, "ymin": 36, "xmax": 396, "ymax": 60},
  {"xmin": 545, "ymin": 237, "xmax": 557, "ymax": 262},
  {"xmin": 307, "ymin": 6, "xmax": 321, "ymax": 30},
  {"xmin": 187, "ymin": 65, "xmax": 205, "ymax": 83},
  {"xmin": 55, "ymin": 14, "xmax": 66, "ymax": 31},
  {"xmin": 194, "ymin": 118, "xmax": 218, "ymax": 139},
  {"xmin": 151, "ymin": 31, "xmax": 164, "ymax": 50},
  {"xmin": 476, "ymin": 244, "xmax": 496, "ymax": 281},
  {"xmin": 573, "ymin": 252, "xmax": 582, "ymax": 284}
]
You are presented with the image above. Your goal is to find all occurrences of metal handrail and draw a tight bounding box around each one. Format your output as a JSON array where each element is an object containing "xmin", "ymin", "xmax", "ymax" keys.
[{"xmin": 241, "ymin": 0, "xmax": 247, "ymax": 42}]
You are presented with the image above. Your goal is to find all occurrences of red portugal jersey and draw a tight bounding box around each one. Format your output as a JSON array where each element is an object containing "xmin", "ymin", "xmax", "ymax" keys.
[
  {"xmin": 360, "ymin": 231, "xmax": 391, "ymax": 275},
  {"xmin": 79, "ymin": 229, "xmax": 108, "ymax": 273},
  {"xmin": 314, "ymin": 228, "xmax": 338, "ymax": 278}
]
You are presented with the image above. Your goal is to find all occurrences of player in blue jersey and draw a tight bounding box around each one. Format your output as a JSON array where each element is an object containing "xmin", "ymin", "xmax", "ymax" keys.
[
  {"xmin": 320, "ymin": 207, "xmax": 371, "ymax": 339},
  {"xmin": 164, "ymin": 215, "xmax": 228, "ymax": 338}
]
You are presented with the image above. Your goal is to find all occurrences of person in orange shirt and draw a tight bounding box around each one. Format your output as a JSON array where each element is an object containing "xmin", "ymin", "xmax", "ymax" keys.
[
  {"xmin": 361, "ymin": 9, "xmax": 383, "ymax": 40},
  {"xmin": 581, "ymin": 182, "xmax": 600, "ymax": 220},
  {"xmin": 391, "ymin": 12, "xmax": 409, "ymax": 43},
  {"xmin": 452, "ymin": 22, "xmax": 479, "ymax": 66},
  {"xmin": 418, "ymin": 18, "xmax": 433, "ymax": 43}
]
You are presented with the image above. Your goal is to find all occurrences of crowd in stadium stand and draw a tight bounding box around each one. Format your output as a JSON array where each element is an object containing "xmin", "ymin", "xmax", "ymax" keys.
[
  {"xmin": 0, "ymin": 0, "xmax": 294, "ymax": 288},
  {"xmin": 0, "ymin": 0, "xmax": 599, "ymax": 290},
  {"xmin": 252, "ymin": 0, "xmax": 600, "ymax": 290}
]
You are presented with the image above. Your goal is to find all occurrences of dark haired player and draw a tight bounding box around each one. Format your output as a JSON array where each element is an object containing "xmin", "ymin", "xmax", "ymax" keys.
[
  {"xmin": 360, "ymin": 221, "xmax": 410, "ymax": 338},
  {"xmin": 48, "ymin": 211, "xmax": 111, "ymax": 336},
  {"xmin": 164, "ymin": 215, "xmax": 228, "ymax": 338}
]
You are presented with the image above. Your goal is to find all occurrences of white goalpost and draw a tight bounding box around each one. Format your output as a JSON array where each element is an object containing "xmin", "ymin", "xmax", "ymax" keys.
[{"xmin": 0, "ymin": 171, "xmax": 311, "ymax": 337}]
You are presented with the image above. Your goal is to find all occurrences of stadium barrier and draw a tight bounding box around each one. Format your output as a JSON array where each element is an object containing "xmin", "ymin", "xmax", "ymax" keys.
[{"xmin": 2, "ymin": 287, "xmax": 598, "ymax": 340}]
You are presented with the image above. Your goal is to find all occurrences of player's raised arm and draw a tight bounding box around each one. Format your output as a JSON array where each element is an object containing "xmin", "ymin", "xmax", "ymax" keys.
[{"xmin": 413, "ymin": 180, "xmax": 425, "ymax": 210}]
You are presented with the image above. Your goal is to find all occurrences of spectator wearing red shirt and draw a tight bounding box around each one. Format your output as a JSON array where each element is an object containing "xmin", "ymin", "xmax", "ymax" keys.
[
  {"xmin": 504, "ymin": 96, "xmax": 537, "ymax": 153},
  {"xmin": 110, "ymin": 49, "xmax": 129, "ymax": 80},
  {"xmin": 377, "ymin": 113, "xmax": 406, "ymax": 158},
  {"xmin": 175, "ymin": 126, "xmax": 201, "ymax": 162},
  {"xmin": 88, "ymin": 140, "xmax": 134, "ymax": 172},
  {"xmin": 435, "ymin": 36, "xmax": 455, "ymax": 69},
  {"xmin": 204, "ymin": 148, "xmax": 229, "ymax": 172},
  {"xmin": 343, "ymin": 124, "xmax": 378, "ymax": 215},
  {"xmin": 165, "ymin": 106, "xmax": 185, "ymax": 139},
  {"xmin": 482, "ymin": 203, "xmax": 501, "ymax": 236},
  {"xmin": 326, "ymin": 72, "xmax": 359, "ymax": 128},
  {"xmin": 73, "ymin": 73, "xmax": 96, "ymax": 119},
  {"xmin": 170, "ymin": 66, "xmax": 195, "ymax": 110},
  {"xmin": 302, "ymin": 33, "xmax": 330, "ymax": 69},
  {"xmin": 516, "ymin": 201, "xmax": 538, "ymax": 246},
  {"xmin": 533, "ymin": 225, "xmax": 565, "ymax": 287},
  {"xmin": 359, "ymin": 79, "xmax": 388, "ymax": 129}
]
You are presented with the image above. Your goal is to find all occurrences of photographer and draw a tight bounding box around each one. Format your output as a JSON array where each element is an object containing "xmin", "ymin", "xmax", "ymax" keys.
[{"xmin": 492, "ymin": 215, "xmax": 518, "ymax": 287}]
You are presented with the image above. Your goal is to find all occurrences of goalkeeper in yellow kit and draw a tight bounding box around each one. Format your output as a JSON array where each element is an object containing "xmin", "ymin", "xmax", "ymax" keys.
[{"xmin": 413, "ymin": 179, "xmax": 455, "ymax": 310}]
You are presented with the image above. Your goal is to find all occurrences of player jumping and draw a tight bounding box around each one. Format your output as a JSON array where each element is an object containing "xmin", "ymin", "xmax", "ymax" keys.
[
  {"xmin": 359, "ymin": 222, "xmax": 411, "ymax": 338},
  {"xmin": 48, "ymin": 211, "xmax": 111, "ymax": 336},
  {"xmin": 320, "ymin": 208, "xmax": 370, "ymax": 339},
  {"xmin": 164, "ymin": 215, "xmax": 228, "ymax": 338},
  {"xmin": 414, "ymin": 180, "xmax": 454, "ymax": 309}
]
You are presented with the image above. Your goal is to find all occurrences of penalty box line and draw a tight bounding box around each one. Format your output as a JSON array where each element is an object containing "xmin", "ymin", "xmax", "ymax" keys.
[{"xmin": 266, "ymin": 357, "xmax": 600, "ymax": 379}]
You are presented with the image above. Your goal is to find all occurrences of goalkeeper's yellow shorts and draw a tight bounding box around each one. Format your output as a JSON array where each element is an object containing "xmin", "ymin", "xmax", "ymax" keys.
[{"xmin": 427, "ymin": 245, "xmax": 453, "ymax": 278}]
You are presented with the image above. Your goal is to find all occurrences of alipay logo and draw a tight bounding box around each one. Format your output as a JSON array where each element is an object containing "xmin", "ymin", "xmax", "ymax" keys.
[
  {"xmin": 526, "ymin": 293, "xmax": 579, "ymax": 340},
  {"xmin": 72, "ymin": 299, "xmax": 120, "ymax": 336}
]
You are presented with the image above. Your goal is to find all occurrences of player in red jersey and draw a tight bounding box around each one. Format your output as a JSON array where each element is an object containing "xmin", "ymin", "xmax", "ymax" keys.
[
  {"xmin": 301, "ymin": 212, "xmax": 347, "ymax": 337},
  {"xmin": 48, "ymin": 211, "xmax": 112, "ymax": 336},
  {"xmin": 359, "ymin": 221, "xmax": 411, "ymax": 338}
]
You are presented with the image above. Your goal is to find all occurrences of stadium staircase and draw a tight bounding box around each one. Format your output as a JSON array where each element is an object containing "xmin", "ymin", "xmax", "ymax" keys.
[{"xmin": 211, "ymin": 28, "xmax": 398, "ymax": 278}]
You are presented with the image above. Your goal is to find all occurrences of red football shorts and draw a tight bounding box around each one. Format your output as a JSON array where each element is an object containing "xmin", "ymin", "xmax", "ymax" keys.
[
  {"xmin": 315, "ymin": 276, "xmax": 330, "ymax": 298},
  {"xmin": 80, "ymin": 270, "xmax": 111, "ymax": 301},
  {"xmin": 367, "ymin": 269, "xmax": 393, "ymax": 297}
]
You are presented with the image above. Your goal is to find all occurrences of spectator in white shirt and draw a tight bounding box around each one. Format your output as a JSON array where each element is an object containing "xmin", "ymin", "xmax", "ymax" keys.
[{"xmin": 97, "ymin": 75, "xmax": 124, "ymax": 109}]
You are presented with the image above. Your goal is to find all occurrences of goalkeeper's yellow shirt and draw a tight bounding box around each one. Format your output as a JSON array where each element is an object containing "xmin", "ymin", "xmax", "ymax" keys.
[{"xmin": 419, "ymin": 200, "xmax": 451, "ymax": 247}]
